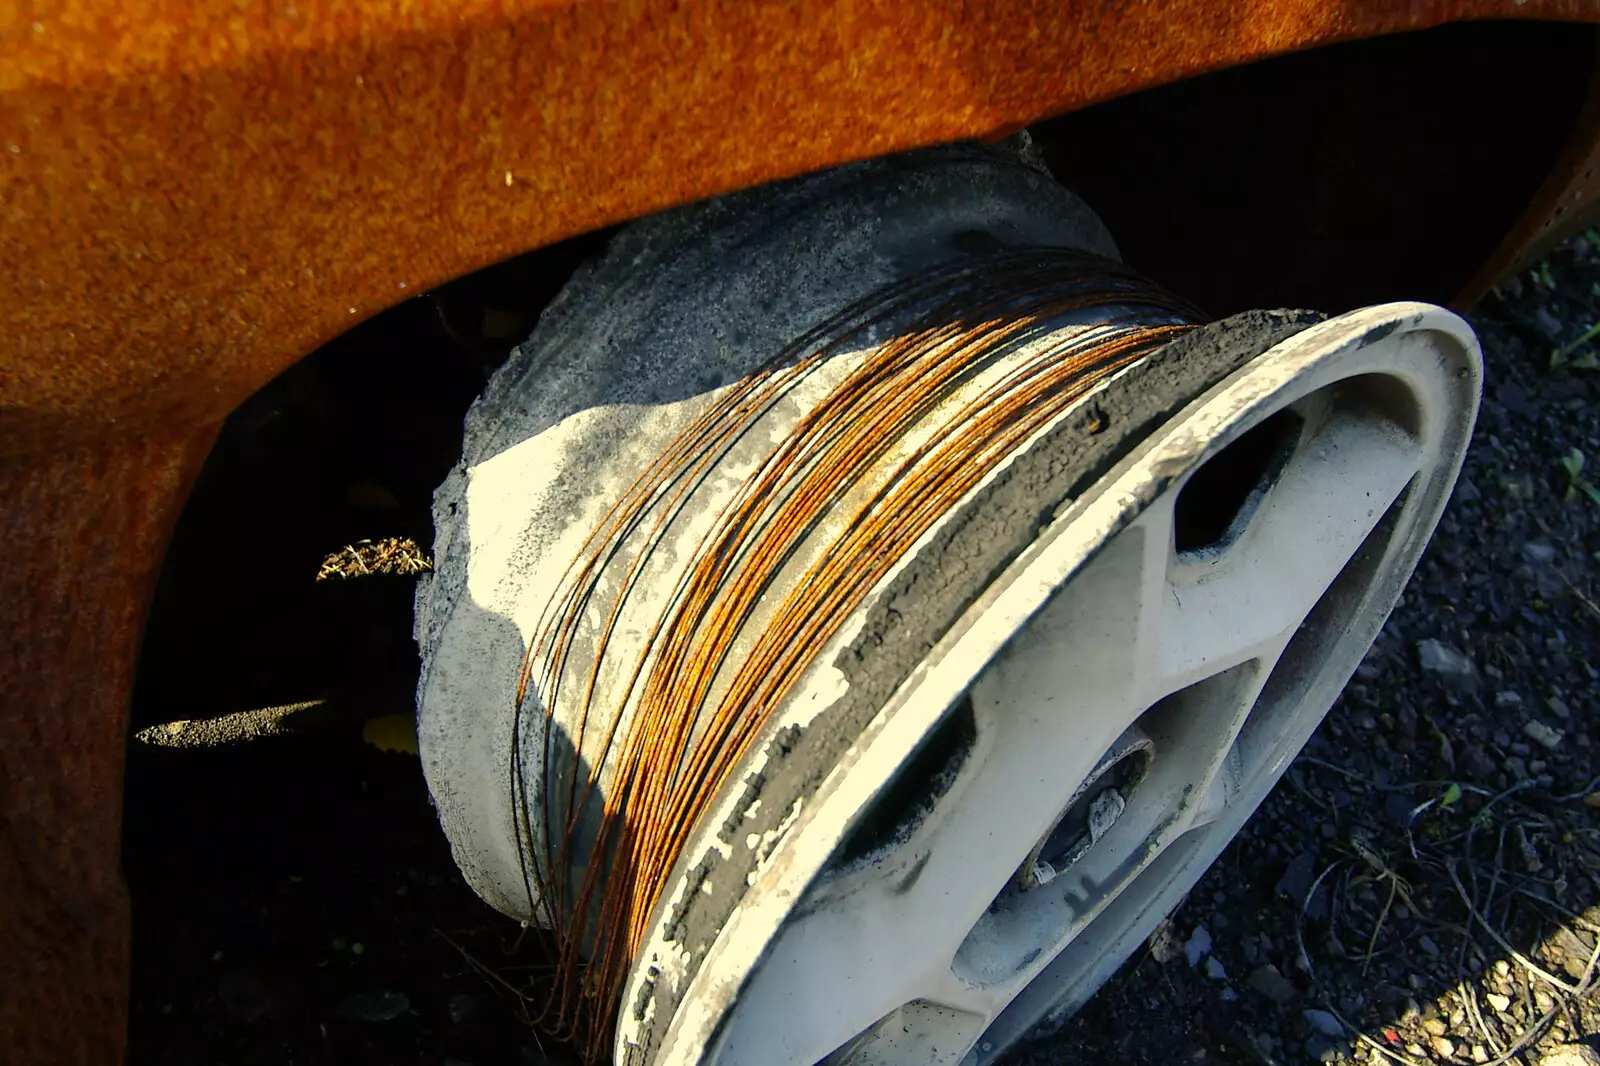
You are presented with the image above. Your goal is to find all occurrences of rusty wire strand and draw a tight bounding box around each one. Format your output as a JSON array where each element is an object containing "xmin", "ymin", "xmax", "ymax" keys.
[{"xmin": 509, "ymin": 249, "xmax": 1203, "ymax": 1056}]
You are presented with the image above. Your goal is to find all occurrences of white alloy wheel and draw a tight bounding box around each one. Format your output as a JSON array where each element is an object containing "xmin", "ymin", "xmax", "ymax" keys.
[
  {"xmin": 648, "ymin": 304, "xmax": 1479, "ymax": 1066},
  {"xmin": 413, "ymin": 146, "xmax": 1481, "ymax": 1066}
]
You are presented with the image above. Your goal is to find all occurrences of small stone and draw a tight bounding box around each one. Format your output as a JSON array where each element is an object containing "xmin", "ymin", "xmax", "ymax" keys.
[
  {"xmin": 1248, "ymin": 964, "xmax": 1297, "ymax": 1004},
  {"xmin": 1496, "ymin": 690, "xmax": 1524, "ymax": 710},
  {"xmin": 1386, "ymin": 791, "xmax": 1421, "ymax": 828},
  {"xmin": 1535, "ymin": 305, "xmax": 1564, "ymax": 338},
  {"xmin": 1419, "ymin": 935, "xmax": 1440, "ymax": 957},
  {"xmin": 1547, "ymin": 696, "xmax": 1573, "ymax": 719},
  {"xmin": 1486, "ymin": 992, "xmax": 1511, "ymax": 1012},
  {"xmin": 333, "ymin": 990, "xmax": 410, "ymax": 1022},
  {"xmin": 1432, "ymin": 1036, "xmax": 1456, "ymax": 1059},
  {"xmin": 1148, "ymin": 919, "xmax": 1182, "ymax": 964},
  {"xmin": 1277, "ymin": 851, "xmax": 1318, "ymax": 905},
  {"xmin": 1538, "ymin": 1045, "xmax": 1600, "ymax": 1066},
  {"xmin": 1185, "ymin": 925, "xmax": 1212, "ymax": 967},
  {"xmin": 1303, "ymin": 1009, "xmax": 1343, "ymax": 1037},
  {"xmin": 1472, "ymin": 1046, "xmax": 1489, "ymax": 1064},
  {"xmin": 1220, "ymin": 986, "xmax": 1238, "ymax": 1003},
  {"xmin": 447, "ymin": 992, "xmax": 479, "ymax": 1025},
  {"xmin": 1205, "ymin": 956, "xmax": 1228, "ymax": 981},
  {"xmin": 1555, "ymin": 929, "xmax": 1596, "ymax": 979},
  {"xmin": 1397, "ymin": 703, "xmax": 1419, "ymax": 738},
  {"xmin": 1524, "ymin": 720, "xmax": 1565, "ymax": 751},
  {"xmin": 1305, "ymin": 1035, "xmax": 1341, "ymax": 1063},
  {"xmin": 1422, "ymin": 1017, "xmax": 1449, "ymax": 1037},
  {"xmin": 1465, "ymin": 745, "xmax": 1498, "ymax": 779},
  {"xmin": 1417, "ymin": 639, "xmax": 1480, "ymax": 692},
  {"xmin": 1500, "ymin": 472, "xmax": 1535, "ymax": 500},
  {"xmin": 1523, "ymin": 540, "xmax": 1559, "ymax": 566}
]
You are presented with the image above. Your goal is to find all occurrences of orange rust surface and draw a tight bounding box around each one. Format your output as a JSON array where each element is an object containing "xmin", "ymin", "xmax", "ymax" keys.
[
  {"xmin": 1, "ymin": 0, "xmax": 1599, "ymax": 454},
  {"xmin": 0, "ymin": 433, "xmax": 213, "ymax": 1065},
  {"xmin": 4, "ymin": 2, "xmax": 1600, "ymax": 1063}
]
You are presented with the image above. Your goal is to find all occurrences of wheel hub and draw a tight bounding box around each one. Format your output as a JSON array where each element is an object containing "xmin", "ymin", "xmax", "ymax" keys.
[{"xmin": 1018, "ymin": 727, "xmax": 1150, "ymax": 892}]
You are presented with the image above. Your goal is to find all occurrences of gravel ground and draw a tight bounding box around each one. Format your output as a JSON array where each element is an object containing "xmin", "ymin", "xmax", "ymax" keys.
[{"xmin": 127, "ymin": 244, "xmax": 1600, "ymax": 1066}]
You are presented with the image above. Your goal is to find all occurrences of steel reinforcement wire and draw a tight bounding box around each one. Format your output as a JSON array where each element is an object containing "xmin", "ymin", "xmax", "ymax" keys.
[{"xmin": 508, "ymin": 248, "xmax": 1204, "ymax": 1058}]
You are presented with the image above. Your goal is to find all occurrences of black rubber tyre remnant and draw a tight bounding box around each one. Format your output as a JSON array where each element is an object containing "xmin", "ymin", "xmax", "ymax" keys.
[{"xmin": 636, "ymin": 307, "xmax": 1326, "ymax": 1061}]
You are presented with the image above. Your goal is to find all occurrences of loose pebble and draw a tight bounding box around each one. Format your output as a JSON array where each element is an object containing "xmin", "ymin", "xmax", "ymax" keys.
[
  {"xmin": 1305, "ymin": 1035, "xmax": 1341, "ymax": 1063},
  {"xmin": 1524, "ymin": 719, "xmax": 1566, "ymax": 751},
  {"xmin": 1147, "ymin": 919, "xmax": 1182, "ymax": 964},
  {"xmin": 1248, "ymin": 964, "xmax": 1297, "ymax": 1004},
  {"xmin": 1417, "ymin": 639, "xmax": 1480, "ymax": 691},
  {"xmin": 1538, "ymin": 1046, "xmax": 1600, "ymax": 1066},
  {"xmin": 333, "ymin": 990, "xmax": 409, "ymax": 1023}
]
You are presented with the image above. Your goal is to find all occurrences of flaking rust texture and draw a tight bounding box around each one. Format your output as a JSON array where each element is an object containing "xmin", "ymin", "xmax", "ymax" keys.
[
  {"xmin": 0, "ymin": 434, "xmax": 214, "ymax": 1065},
  {"xmin": 3, "ymin": 0, "xmax": 1600, "ymax": 446},
  {"xmin": 2, "ymin": 1, "xmax": 1599, "ymax": 1063}
]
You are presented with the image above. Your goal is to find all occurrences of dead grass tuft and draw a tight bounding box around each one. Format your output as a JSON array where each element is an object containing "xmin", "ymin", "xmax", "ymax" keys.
[{"xmin": 316, "ymin": 537, "xmax": 433, "ymax": 581}]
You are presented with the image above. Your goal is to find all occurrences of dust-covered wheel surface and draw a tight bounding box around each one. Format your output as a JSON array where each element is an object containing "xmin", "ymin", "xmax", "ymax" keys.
[{"xmin": 413, "ymin": 145, "xmax": 1481, "ymax": 1066}]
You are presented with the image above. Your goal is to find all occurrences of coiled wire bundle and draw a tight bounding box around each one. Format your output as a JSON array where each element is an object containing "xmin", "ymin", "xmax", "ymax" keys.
[{"xmin": 509, "ymin": 248, "xmax": 1203, "ymax": 1059}]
